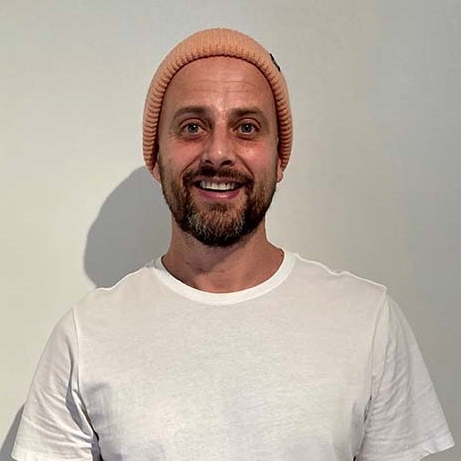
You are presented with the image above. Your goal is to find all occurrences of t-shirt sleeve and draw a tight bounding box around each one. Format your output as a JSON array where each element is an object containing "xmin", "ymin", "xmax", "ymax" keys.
[
  {"xmin": 12, "ymin": 309, "xmax": 100, "ymax": 461},
  {"xmin": 357, "ymin": 293, "xmax": 454, "ymax": 461}
]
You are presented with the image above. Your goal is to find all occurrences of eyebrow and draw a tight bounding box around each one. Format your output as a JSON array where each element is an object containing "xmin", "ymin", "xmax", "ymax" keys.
[
  {"xmin": 172, "ymin": 106, "xmax": 211, "ymax": 123},
  {"xmin": 172, "ymin": 105, "xmax": 270, "ymax": 128},
  {"xmin": 231, "ymin": 107, "xmax": 270, "ymax": 129}
]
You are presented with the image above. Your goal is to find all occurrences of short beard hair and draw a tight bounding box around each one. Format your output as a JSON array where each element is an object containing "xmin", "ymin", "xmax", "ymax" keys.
[{"xmin": 159, "ymin": 163, "xmax": 277, "ymax": 247}]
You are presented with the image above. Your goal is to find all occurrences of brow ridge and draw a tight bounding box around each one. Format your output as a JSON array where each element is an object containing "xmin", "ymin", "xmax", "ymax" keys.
[{"xmin": 172, "ymin": 105, "xmax": 270, "ymax": 127}]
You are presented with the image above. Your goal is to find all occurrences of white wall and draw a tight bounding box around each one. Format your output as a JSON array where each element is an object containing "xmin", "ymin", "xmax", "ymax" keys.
[{"xmin": 1, "ymin": 1, "xmax": 459, "ymax": 459}]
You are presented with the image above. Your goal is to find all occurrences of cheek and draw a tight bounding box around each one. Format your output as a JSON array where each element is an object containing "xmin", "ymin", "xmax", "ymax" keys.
[{"xmin": 159, "ymin": 140, "xmax": 202, "ymax": 170}]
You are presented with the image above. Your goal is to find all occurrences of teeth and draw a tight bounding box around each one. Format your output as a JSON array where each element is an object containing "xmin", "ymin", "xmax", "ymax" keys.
[{"xmin": 200, "ymin": 181, "xmax": 237, "ymax": 191}]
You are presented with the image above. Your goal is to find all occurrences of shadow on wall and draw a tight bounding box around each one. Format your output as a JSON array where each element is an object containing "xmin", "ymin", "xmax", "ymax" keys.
[
  {"xmin": 0, "ymin": 407, "xmax": 23, "ymax": 461},
  {"xmin": 84, "ymin": 167, "xmax": 171, "ymax": 288},
  {"xmin": 1, "ymin": 168, "xmax": 170, "ymax": 460}
]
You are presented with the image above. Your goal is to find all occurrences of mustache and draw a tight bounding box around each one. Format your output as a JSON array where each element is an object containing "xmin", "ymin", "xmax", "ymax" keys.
[{"xmin": 183, "ymin": 165, "xmax": 253, "ymax": 186}]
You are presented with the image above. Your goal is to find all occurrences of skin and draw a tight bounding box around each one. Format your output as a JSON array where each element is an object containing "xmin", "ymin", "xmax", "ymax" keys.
[{"xmin": 153, "ymin": 56, "xmax": 285, "ymax": 293}]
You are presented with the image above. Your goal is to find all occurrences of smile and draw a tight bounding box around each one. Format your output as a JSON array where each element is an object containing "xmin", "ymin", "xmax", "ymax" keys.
[{"xmin": 197, "ymin": 181, "xmax": 241, "ymax": 191}]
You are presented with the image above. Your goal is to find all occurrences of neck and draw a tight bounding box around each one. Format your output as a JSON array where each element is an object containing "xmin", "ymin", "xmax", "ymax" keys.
[{"xmin": 161, "ymin": 219, "xmax": 284, "ymax": 293}]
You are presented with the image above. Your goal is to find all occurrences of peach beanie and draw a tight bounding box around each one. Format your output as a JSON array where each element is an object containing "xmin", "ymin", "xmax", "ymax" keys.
[{"xmin": 143, "ymin": 28, "xmax": 292, "ymax": 173}]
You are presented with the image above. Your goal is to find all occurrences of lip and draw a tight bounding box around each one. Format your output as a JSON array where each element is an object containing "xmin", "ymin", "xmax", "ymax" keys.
[{"xmin": 193, "ymin": 179, "xmax": 243, "ymax": 201}]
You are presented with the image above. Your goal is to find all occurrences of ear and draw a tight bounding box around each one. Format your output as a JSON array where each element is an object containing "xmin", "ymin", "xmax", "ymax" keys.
[
  {"xmin": 151, "ymin": 147, "xmax": 162, "ymax": 182},
  {"xmin": 152, "ymin": 162, "xmax": 161, "ymax": 182},
  {"xmin": 276, "ymin": 156, "xmax": 284, "ymax": 183}
]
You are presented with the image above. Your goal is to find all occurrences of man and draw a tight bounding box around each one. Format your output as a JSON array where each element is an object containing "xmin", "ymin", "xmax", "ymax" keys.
[{"xmin": 13, "ymin": 28, "xmax": 454, "ymax": 461}]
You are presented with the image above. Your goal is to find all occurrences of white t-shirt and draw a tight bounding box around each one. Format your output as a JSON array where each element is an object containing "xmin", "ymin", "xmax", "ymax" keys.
[{"xmin": 12, "ymin": 252, "xmax": 454, "ymax": 460}]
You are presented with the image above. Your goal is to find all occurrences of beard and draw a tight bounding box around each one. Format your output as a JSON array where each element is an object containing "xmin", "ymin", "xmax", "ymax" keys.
[{"xmin": 158, "ymin": 162, "xmax": 278, "ymax": 247}]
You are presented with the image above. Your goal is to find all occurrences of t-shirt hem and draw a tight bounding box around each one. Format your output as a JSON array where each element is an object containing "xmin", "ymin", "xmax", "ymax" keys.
[
  {"xmin": 358, "ymin": 432, "xmax": 455, "ymax": 461},
  {"xmin": 11, "ymin": 445, "xmax": 90, "ymax": 461}
]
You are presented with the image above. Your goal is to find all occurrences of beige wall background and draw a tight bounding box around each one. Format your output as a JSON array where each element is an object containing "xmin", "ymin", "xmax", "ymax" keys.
[{"xmin": 1, "ymin": 1, "xmax": 459, "ymax": 459}]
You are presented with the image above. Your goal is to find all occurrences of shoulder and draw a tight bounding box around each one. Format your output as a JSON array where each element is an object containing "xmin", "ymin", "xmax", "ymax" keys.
[
  {"xmin": 70, "ymin": 264, "xmax": 162, "ymax": 329},
  {"xmin": 79, "ymin": 263, "xmax": 160, "ymax": 305},
  {"xmin": 286, "ymin": 251, "xmax": 388, "ymax": 310}
]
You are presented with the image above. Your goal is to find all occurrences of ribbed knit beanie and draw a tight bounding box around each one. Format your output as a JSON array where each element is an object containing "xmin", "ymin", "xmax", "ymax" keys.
[{"xmin": 143, "ymin": 28, "xmax": 292, "ymax": 173}]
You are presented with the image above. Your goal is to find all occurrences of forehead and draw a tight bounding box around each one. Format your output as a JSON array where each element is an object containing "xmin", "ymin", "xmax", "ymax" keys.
[{"xmin": 161, "ymin": 56, "xmax": 275, "ymax": 113}]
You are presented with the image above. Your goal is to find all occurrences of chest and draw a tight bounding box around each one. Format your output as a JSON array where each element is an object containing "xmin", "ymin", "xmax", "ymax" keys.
[{"xmin": 81, "ymin": 313, "xmax": 371, "ymax": 460}]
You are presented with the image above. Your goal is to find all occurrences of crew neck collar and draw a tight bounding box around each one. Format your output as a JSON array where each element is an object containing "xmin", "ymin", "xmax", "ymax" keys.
[{"xmin": 149, "ymin": 250, "xmax": 295, "ymax": 305}]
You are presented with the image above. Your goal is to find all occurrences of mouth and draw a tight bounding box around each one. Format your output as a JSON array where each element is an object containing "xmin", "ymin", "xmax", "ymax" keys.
[{"xmin": 196, "ymin": 181, "xmax": 242, "ymax": 192}]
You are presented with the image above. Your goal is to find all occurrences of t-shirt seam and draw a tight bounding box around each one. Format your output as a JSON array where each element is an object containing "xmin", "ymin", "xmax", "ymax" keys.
[
  {"xmin": 69, "ymin": 307, "xmax": 96, "ymax": 440},
  {"xmin": 293, "ymin": 253, "xmax": 387, "ymax": 290},
  {"xmin": 356, "ymin": 286, "xmax": 389, "ymax": 453},
  {"xmin": 369, "ymin": 287, "xmax": 390, "ymax": 402},
  {"xmin": 70, "ymin": 308, "xmax": 82, "ymax": 398}
]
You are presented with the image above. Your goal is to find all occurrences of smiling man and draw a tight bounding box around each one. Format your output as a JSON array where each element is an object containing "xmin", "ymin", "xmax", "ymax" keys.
[
  {"xmin": 154, "ymin": 56, "xmax": 282, "ymax": 252},
  {"xmin": 13, "ymin": 28, "xmax": 454, "ymax": 461}
]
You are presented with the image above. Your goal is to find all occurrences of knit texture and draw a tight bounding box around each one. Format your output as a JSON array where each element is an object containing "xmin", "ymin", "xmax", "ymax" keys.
[{"xmin": 143, "ymin": 28, "xmax": 292, "ymax": 173}]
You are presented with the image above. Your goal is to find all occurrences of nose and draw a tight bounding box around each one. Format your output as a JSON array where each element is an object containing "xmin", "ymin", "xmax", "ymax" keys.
[{"xmin": 200, "ymin": 126, "xmax": 235, "ymax": 169}]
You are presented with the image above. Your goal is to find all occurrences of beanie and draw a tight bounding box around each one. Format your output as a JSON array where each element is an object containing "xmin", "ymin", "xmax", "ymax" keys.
[{"xmin": 143, "ymin": 28, "xmax": 292, "ymax": 173}]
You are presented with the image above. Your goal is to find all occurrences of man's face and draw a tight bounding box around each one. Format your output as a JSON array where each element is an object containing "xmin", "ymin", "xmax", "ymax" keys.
[{"xmin": 154, "ymin": 56, "xmax": 283, "ymax": 247}]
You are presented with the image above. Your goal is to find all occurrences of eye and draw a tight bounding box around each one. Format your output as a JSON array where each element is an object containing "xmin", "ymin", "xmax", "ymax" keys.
[
  {"xmin": 238, "ymin": 122, "xmax": 258, "ymax": 135},
  {"xmin": 183, "ymin": 123, "xmax": 201, "ymax": 134},
  {"xmin": 178, "ymin": 121, "xmax": 206, "ymax": 139}
]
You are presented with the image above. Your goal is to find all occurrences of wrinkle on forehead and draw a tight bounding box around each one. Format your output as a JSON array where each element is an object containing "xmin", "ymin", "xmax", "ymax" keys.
[
  {"xmin": 160, "ymin": 56, "xmax": 277, "ymax": 127},
  {"xmin": 171, "ymin": 55, "xmax": 269, "ymax": 86}
]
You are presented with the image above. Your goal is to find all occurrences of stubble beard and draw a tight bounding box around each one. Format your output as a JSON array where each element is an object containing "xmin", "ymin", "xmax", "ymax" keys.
[{"xmin": 158, "ymin": 163, "xmax": 278, "ymax": 247}]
